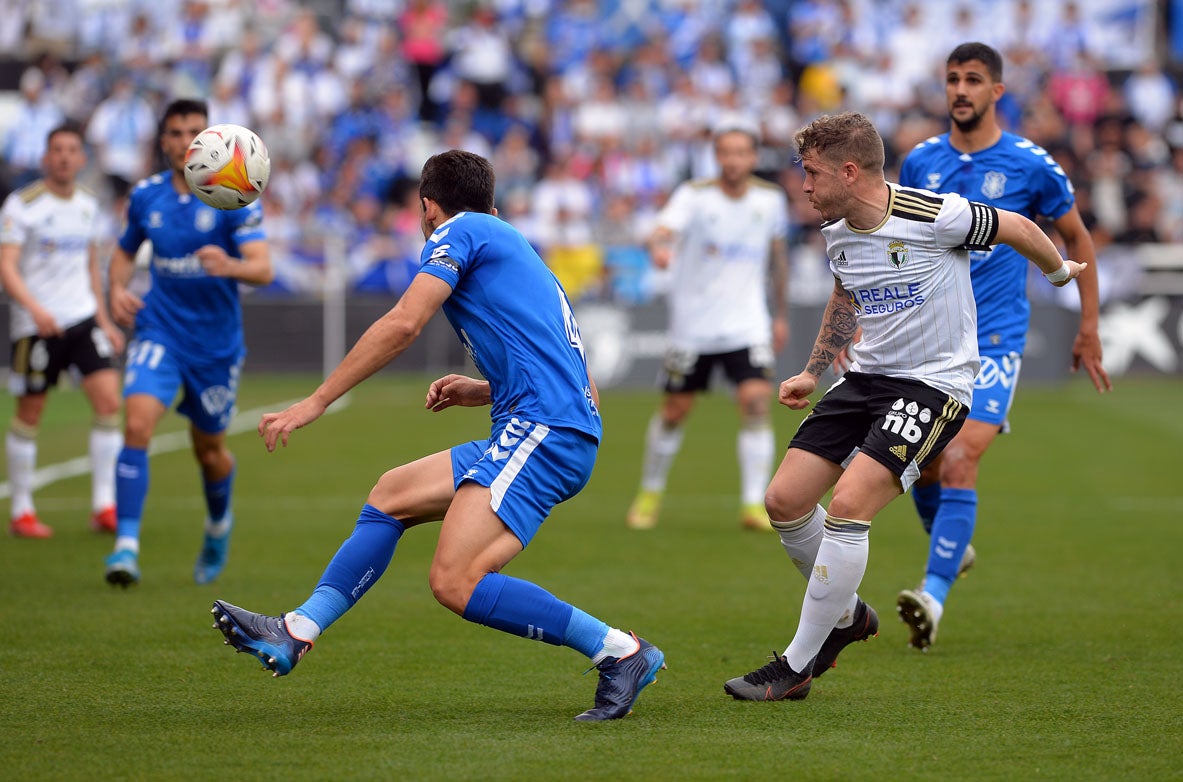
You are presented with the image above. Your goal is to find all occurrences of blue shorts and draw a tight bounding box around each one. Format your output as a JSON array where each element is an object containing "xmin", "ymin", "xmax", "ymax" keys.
[
  {"xmin": 969, "ymin": 351, "xmax": 1022, "ymax": 430},
  {"xmin": 123, "ymin": 334, "xmax": 243, "ymax": 434},
  {"xmin": 450, "ymin": 417, "xmax": 598, "ymax": 548}
]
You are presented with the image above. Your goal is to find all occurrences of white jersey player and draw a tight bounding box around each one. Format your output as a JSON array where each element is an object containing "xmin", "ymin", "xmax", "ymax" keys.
[
  {"xmin": 724, "ymin": 112, "xmax": 1084, "ymax": 701},
  {"xmin": 0, "ymin": 123, "xmax": 124, "ymax": 538},
  {"xmin": 627, "ymin": 120, "xmax": 790, "ymax": 532}
]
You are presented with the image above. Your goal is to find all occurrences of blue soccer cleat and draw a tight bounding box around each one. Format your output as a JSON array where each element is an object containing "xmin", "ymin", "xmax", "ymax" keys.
[
  {"xmin": 194, "ymin": 516, "xmax": 233, "ymax": 585},
  {"xmin": 574, "ymin": 633, "xmax": 666, "ymax": 721},
  {"xmin": 211, "ymin": 600, "xmax": 313, "ymax": 677},
  {"xmin": 104, "ymin": 549, "xmax": 140, "ymax": 587}
]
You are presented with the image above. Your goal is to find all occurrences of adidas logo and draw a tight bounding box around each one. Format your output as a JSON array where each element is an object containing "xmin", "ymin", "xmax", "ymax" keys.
[
  {"xmin": 834, "ymin": 250, "xmax": 849, "ymax": 266},
  {"xmin": 890, "ymin": 444, "xmax": 908, "ymax": 461}
]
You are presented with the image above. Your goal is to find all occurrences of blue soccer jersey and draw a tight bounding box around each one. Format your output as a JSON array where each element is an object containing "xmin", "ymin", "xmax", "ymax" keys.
[
  {"xmin": 417, "ymin": 212, "xmax": 602, "ymax": 441},
  {"xmin": 899, "ymin": 131, "xmax": 1075, "ymax": 353},
  {"xmin": 119, "ymin": 172, "xmax": 266, "ymax": 362}
]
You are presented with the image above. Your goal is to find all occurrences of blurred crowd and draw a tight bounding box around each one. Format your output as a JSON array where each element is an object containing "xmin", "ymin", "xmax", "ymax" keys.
[{"xmin": 0, "ymin": 0, "xmax": 1179, "ymax": 304}]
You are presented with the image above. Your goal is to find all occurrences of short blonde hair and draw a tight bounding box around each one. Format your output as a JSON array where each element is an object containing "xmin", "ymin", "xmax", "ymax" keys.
[{"xmin": 793, "ymin": 112, "xmax": 884, "ymax": 173}]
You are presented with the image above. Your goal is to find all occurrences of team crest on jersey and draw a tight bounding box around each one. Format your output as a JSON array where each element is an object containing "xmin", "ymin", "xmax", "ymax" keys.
[
  {"xmin": 925, "ymin": 173, "xmax": 942, "ymax": 190},
  {"xmin": 981, "ymin": 171, "xmax": 1007, "ymax": 200},
  {"xmin": 195, "ymin": 208, "xmax": 216, "ymax": 232},
  {"xmin": 887, "ymin": 240, "xmax": 909, "ymax": 270},
  {"xmin": 149, "ymin": 211, "xmax": 163, "ymax": 228}
]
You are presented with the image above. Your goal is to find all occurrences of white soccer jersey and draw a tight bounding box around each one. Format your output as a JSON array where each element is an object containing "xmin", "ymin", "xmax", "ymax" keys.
[
  {"xmin": 822, "ymin": 184, "xmax": 998, "ymax": 405},
  {"xmin": 658, "ymin": 176, "xmax": 788, "ymax": 353},
  {"xmin": 0, "ymin": 181, "xmax": 102, "ymax": 340}
]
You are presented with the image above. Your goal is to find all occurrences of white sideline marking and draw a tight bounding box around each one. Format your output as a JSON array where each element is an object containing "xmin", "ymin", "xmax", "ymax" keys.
[{"xmin": 0, "ymin": 397, "xmax": 351, "ymax": 498}]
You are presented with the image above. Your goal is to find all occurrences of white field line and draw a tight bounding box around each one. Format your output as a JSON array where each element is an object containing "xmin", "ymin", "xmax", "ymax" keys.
[{"xmin": 0, "ymin": 396, "xmax": 351, "ymax": 498}]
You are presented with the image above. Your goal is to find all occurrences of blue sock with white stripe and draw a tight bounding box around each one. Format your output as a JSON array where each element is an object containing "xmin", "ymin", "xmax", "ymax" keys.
[
  {"xmin": 202, "ymin": 464, "xmax": 235, "ymax": 525},
  {"xmin": 294, "ymin": 504, "xmax": 405, "ymax": 632},
  {"xmin": 923, "ymin": 488, "xmax": 977, "ymax": 605},
  {"xmin": 464, "ymin": 572, "xmax": 607, "ymax": 654},
  {"xmin": 114, "ymin": 446, "xmax": 148, "ymax": 543},
  {"xmin": 912, "ymin": 481, "xmax": 942, "ymax": 535}
]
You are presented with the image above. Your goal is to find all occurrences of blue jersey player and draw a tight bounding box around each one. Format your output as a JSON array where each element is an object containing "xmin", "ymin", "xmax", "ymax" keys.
[
  {"xmin": 211, "ymin": 150, "xmax": 665, "ymax": 722},
  {"xmin": 104, "ymin": 99, "xmax": 273, "ymax": 587},
  {"xmin": 894, "ymin": 43, "xmax": 1111, "ymax": 650}
]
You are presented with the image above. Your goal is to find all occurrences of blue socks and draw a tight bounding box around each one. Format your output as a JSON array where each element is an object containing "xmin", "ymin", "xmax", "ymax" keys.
[
  {"xmin": 114, "ymin": 446, "xmax": 149, "ymax": 541},
  {"xmin": 912, "ymin": 481, "xmax": 942, "ymax": 535},
  {"xmin": 290, "ymin": 504, "xmax": 613, "ymax": 658},
  {"xmin": 203, "ymin": 464, "xmax": 235, "ymax": 523},
  {"xmin": 463, "ymin": 572, "xmax": 609, "ymax": 658},
  {"xmin": 293, "ymin": 504, "xmax": 405, "ymax": 632},
  {"xmin": 924, "ymin": 487, "xmax": 977, "ymax": 605}
]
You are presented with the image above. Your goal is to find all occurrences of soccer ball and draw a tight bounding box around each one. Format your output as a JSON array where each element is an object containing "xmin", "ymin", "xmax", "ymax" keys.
[{"xmin": 183, "ymin": 124, "xmax": 271, "ymax": 210}]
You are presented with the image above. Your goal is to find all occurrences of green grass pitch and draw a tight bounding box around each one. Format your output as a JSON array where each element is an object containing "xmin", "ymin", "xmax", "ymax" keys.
[{"xmin": 1, "ymin": 373, "xmax": 1180, "ymax": 780}]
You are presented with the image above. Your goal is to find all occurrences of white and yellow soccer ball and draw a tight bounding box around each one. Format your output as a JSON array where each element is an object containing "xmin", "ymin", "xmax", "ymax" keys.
[{"xmin": 183, "ymin": 124, "xmax": 271, "ymax": 210}]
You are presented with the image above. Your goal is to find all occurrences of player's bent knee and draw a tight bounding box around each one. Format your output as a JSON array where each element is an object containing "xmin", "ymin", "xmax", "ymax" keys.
[
  {"xmin": 427, "ymin": 565, "xmax": 474, "ymax": 615},
  {"xmin": 764, "ymin": 486, "xmax": 813, "ymax": 524}
]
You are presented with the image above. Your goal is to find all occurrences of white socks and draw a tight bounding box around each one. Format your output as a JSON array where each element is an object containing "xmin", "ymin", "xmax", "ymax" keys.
[
  {"xmin": 284, "ymin": 612, "xmax": 322, "ymax": 643},
  {"xmin": 592, "ymin": 628, "xmax": 639, "ymax": 665},
  {"xmin": 737, "ymin": 424, "xmax": 775, "ymax": 506},
  {"xmin": 639, "ymin": 414, "xmax": 683, "ymax": 493},
  {"xmin": 784, "ymin": 515, "xmax": 870, "ymax": 673},
  {"xmin": 6, "ymin": 428, "xmax": 36, "ymax": 517},
  {"xmin": 89, "ymin": 424, "xmax": 122, "ymax": 511},
  {"xmin": 772, "ymin": 504, "xmax": 825, "ymax": 582}
]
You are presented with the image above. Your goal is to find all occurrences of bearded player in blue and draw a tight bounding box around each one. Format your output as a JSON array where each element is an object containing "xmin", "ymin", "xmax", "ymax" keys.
[
  {"xmin": 894, "ymin": 43, "xmax": 1111, "ymax": 649},
  {"xmin": 211, "ymin": 150, "xmax": 665, "ymax": 722},
  {"xmin": 104, "ymin": 99, "xmax": 273, "ymax": 587}
]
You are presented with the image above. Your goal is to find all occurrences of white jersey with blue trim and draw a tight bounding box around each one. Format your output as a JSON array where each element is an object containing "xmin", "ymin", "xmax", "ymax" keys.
[
  {"xmin": 823, "ymin": 184, "xmax": 999, "ymax": 405},
  {"xmin": 119, "ymin": 172, "xmax": 265, "ymax": 362},
  {"xmin": 899, "ymin": 131, "xmax": 1075, "ymax": 353},
  {"xmin": 0, "ymin": 180, "xmax": 102, "ymax": 340},
  {"xmin": 417, "ymin": 211, "xmax": 602, "ymax": 441}
]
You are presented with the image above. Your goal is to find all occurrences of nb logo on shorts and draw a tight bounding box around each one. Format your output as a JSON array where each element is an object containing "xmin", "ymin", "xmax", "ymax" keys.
[{"xmin": 883, "ymin": 398, "xmax": 932, "ymax": 445}]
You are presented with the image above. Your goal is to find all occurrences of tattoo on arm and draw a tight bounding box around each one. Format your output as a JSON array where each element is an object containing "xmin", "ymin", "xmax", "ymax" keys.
[{"xmin": 804, "ymin": 293, "xmax": 858, "ymax": 377}]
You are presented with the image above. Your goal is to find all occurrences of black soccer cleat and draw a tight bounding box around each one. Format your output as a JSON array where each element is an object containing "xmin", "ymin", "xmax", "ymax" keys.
[
  {"xmin": 211, "ymin": 600, "xmax": 312, "ymax": 677},
  {"xmin": 724, "ymin": 653, "xmax": 812, "ymax": 701},
  {"xmin": 812, "ymin": 599, "xmax": 879, "ymax": 678}
]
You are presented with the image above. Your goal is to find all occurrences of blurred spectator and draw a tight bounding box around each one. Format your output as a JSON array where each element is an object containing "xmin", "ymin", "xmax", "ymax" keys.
[
  {"xmin": 85, "ymin": 74, "xmax": 157, "ymax": 198},
  {"xmin": 0, "ymin": 0, "xmax": 30, "ymax": 57},
  {"xmin": 1114, "ymin": 190, "xmax": 1163, "ymax": 245},
  {"xmin": 447, "ymin": 5, "xmax": 516, "ymax": 112},
  {"xmin": 1123, "ymin": 61, "xmax": 1177, "ymax": 133},
  {"xmin": 1047, "ymin": 53, "xmax": 1111, "ymax": 128},
  {"xmin": 399, "ymin": 0, "xmax": 448, "ymax": 122},
  {"xmin": 2, "ymin": 69, "xmax": 66, "ymax": 192}
]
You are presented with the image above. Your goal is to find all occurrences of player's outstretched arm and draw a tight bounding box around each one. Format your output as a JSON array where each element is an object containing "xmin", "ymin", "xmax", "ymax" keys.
[
  {"xmin": 646, "ymin": 225, "xmax": 675, "ymax": 269},
  {"xmin": 425, "ymin": 374, "xmax": 492, "ymax": 412},
  {"xmin": 994, "ymin": 209, "xmax": 1086, "ymax": 286},
  {"xmin": 108, "ymin": 245, "xmax": 144, "ymax": 327},
  {"xmin": 259, "ymin": 273, "xmax": 452, "ymax": 451},
  {"xmin": 782, "ymin": 278, "xmax": 857, "ymax": 410},
  {"xmin": 0, "ymin": 241, "xmax": 61, "ymax": 336},
  {"xmin": 196, "ymin": 239, "xmax": 274, "ymax": 286},
  {"xmin": 1053, "ymin": 207, "xmax": 1111, "ymax": 392},
  {"xmin": 88, "ymin": 243, "xmax": 124, "ymax": 354}
]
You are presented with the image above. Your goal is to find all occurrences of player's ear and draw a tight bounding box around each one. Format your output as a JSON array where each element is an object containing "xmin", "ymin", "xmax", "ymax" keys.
[{"xmin": 491, "ymin": 205, "xmax": 498, "ymax": 218}]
